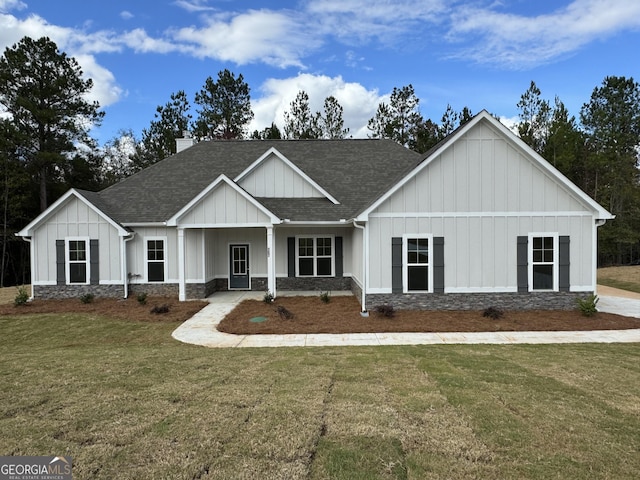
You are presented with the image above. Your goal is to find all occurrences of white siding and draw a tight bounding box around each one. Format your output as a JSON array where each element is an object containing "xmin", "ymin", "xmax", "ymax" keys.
[
  {"xmin": 185, "ymin": 229, "xmax": 204, "ymax": 282},
  {"xmin": 238, "ymin": 153, "xmax": 324, "ymax": 198},
  {"xmin": 204, "ymin": 229, "xmax": 216, "ymax": 282},
  {"xmin": 177, "ymin": 182, "xmax": 272, "ymax": 226},
  {"xmin": 351, "ymin": 226, "xmax": 363, "ymax": 287},
  {"xmin": 32, "ymin": 196, "xmax": 122, "ymax": 284},
  {"xmin": 368, "ymin": 121, "xmax": 596, "ymax": 292},
  {"xmin": 127, "ymin": 227, "xmax": 178, "ymax": 283},
  {"xmin": 208, "ymin": 228, "xmax": 268, "ymax": 279}
]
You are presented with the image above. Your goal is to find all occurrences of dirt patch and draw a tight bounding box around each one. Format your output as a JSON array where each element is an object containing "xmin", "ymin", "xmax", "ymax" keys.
[
  {"xmin": 218, "ymin": 296, "xmax": 640, "ymax": 335},
  {"xmin": 0, "ymin": 296, "xmax": 207, "ymax": 323}
]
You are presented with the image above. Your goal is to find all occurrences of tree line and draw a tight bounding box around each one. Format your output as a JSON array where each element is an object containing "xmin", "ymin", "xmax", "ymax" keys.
[{"xmin": 1, "ymin": 35, "xmax": 639, "ymax": 286}]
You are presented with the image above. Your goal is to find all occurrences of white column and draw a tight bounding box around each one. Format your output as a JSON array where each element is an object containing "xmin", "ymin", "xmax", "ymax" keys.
[
  {"xmin": 178, "ymin": 228, "xmax": 186, "ymax": 301},
  {"xmin": 266, "ymin": 226, "xmax": 275, "ymax": 298}
]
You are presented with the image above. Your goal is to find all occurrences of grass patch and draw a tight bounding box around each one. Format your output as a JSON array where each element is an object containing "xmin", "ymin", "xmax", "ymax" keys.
[
  {"xmin": 1, "ymin": 313, "xmax": 639, "ymax": 479},
  {"xmin": 598, "ymin": 266, "xmax": 640, "ymax": 293}
]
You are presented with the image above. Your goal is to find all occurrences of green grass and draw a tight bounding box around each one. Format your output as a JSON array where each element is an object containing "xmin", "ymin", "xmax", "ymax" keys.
[{"xmin": 1, "ymin": 313, "xmax": 639, "ymax": 479}]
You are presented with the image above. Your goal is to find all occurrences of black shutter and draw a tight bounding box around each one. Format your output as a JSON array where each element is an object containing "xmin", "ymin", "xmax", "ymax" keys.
[
  {"xmin": 517, "ymin": 236, "xmax": 528, "ymax": 293},
  {"xmin": 56, "ymin": 240, "xmax": 65, "ymax": 285},
  {"xmin": 392, "ymin": 237, "xmax": 402, "ymax": 293},
  {"xmin": 433, "ymin": 237, "xmax": 445, "ymax": 293},
  {"xmin": 335, "ymin": 236, "xmax": 343, "ymax": 278},
  {"xmin": 90, "ymin": 239, "xmax": 99, "ymax": 285},
  {"xmin": 559, "ymin": 236, "xmax": 570, "ymax": 292},
  {"xmin": 287, "ymin": 237, "xmax": 295, "ymax": 277}
]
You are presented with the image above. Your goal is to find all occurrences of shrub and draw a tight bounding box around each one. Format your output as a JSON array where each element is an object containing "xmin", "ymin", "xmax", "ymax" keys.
[
  {"xmin": 151, "ymin": 304, "xmax": 170, "ymax": 314},
  {"xmin": 576, "ymin": 294, "xmax": 599, "ymax": 317},
  {"xmin": 80, "ymin": 293, "xmax": 94, "ymax": 304},
  {"xmin": 263, "ymin": 291, "xmax": 274, "ymax": 304},
  {"xmin": 276, "ymin": 305, "xmax": 294, "ymax": 320},
  {"xmin": 14, "ymin": 286, "xmax": 29, "ymax": 306},
  {"xmin": 137, "ymin": 292, "xmax": 148, "ymax": 305},
  {"xmin": 320, "ymin": 291, "xmax": 331, "ymax": 303},
  {"xmin": 483, "ymin": 307, "xmax": 504, "ymax": 320},
  {"xmin": 375, "ymin": 304, "xmax": 395, "ymax": 318}
]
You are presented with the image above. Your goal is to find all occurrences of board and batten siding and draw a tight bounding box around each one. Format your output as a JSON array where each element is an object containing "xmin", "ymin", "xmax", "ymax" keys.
[
  {"xmin": 32, "ymin": 196, "xmax": 122, "ymax": 284},
  {"xmin": 176, "ymin": 181, "xmax": 273, "ymax": 226},
  {"xmin": 368, "ymin": 121, "xmax": 596, "ymax": 292},
  {"xmin": 238, "ymin": 153, "xmax": 324, "ymax": 198},
  {"xmin": 127, "ymin": 227, "xmax": 178, "ymax": 283},
  {"xmin": 209, "ymin": 228, "xmax": 269, "ymax": 279}
]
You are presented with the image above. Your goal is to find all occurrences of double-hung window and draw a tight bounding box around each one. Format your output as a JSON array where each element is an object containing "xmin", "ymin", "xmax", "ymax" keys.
[
  {"xmin": 530, "ymin": 234, "xmax": 557, "ymax": 291},
  {"xmin": 404, "ymin": 235, "xmax": 432, "ymax": 292},
  {"xmin": 67, "ymin": 238, "xmax": 89, "ymax": 284},
  {"xmin": 297, "ymin": 236, "xmax": 334, "ymax": 277},
  {"xmin": 147, "ymin": 239, "xmax": 166, "ymax": 282}
]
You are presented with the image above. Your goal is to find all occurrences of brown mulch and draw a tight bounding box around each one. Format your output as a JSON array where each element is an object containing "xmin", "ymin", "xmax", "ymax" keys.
[
  {"xmin": 218, "ymin": 295, "xmax": 640, "ymax": 335},
  {"xmin": 0, "ymin": 296, "xmax": 207, "ymax": 323}
]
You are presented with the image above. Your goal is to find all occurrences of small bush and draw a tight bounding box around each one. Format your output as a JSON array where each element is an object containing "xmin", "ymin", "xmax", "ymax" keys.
[
  {"xmin": 276, "ymin": 305, "xmax": 294, "ymax": 320},
  {"xmin": 263, "ymin": 291, "xmax": 274, "ymax": 304},
  {"xmin": 150, "ymin": 304, "xmax": 170, "ymax": 314},
  {"xmin": 483, "ymin": 307, "xmax": 504, "ymax": 320},
  {"xmin": 80, "ymin": 293, "xmax": 94, "ymax": 304},
  {"xmin": 137, "ymin": 292, "xmax": 148, "ymax": 305},
  {"xmin": 576, "ymin": 294, "xmax": 599, "ymax": 317},
  {"xmin": 320, "ymin": 291, "xmax": 331, "ymax": 303},
  {"xmin": 375, "ymin": 304, "xmax": 395, "ymax": 318},
  {"xmin": 14, "ymin": 286, "xmax": 29, "ymax": 306}
]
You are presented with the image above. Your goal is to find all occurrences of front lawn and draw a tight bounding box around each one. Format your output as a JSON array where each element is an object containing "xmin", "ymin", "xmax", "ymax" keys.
[{"xmin": 1, "ymin": 313, "xmax": 638, "ymax": 479}]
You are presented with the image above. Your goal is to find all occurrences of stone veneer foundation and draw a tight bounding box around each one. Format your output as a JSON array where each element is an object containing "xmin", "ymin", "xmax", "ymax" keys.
[{"xmin": 365, "ymin": 291, "xmax": 590, "ymax": 311}]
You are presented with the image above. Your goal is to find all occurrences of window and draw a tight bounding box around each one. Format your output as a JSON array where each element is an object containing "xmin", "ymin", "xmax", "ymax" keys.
[
  {"xmin": 530, "ymin": 235, "xmax": 557, "ymax": 290},
  {"xmin": 147, "ymin": 239, "xmax": 165, "ymax": 282},
  {"xmin": 405, "ymin": 236, "xmax": 431, "ymax": 292},
  {"xmin": 297, "ymin": 236, "xmax": 333, "ymax": 277},
  {"xmin": 67, "ymin": 239, "xmax": 88, "ymax": 284}
]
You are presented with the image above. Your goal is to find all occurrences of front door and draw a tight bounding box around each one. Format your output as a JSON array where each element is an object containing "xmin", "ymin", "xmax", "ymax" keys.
[{"xmin": 229, "ymin": 244, "xmax": 250, "ymax": 289}]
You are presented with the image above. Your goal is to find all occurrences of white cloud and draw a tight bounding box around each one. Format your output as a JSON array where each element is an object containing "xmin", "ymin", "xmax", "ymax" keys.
[
  {"xmin": 173, "ymin": 0, "xmax": 215, "ymax": 13},
  {"xmin": 0, "ymin": 12, "xmax": 124, "ymax": 107},
  {"xmin": 120, "ymin": 10, "xmax": 134, "ymax": 20},
  {"xmin": 170, "ymin": 9, "xmax": 318, "ymax": 67},
  {"xmin": 0, "ymin": 0, "xmax": 25, "ymax": 13},
  {"xmin": 250, "ymin": 73, "xmax": 384, "ymax": 138},
  {"xmin": 448, "ymin": 0, "xmax": 640, "ymax": 68}
]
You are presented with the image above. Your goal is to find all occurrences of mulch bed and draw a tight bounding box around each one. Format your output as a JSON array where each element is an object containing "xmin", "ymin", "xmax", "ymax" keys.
[
  {"xmin": 0, "ymin": 296, "xmax": 207, "ymax": 323},
  {"xmin": 218, "ymin": 295, "xmax": 640, "ymax": 335}
]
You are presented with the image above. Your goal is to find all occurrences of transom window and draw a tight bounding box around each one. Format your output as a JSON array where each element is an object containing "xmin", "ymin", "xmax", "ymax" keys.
[
  {"xmin": 297, "ymin": 236, "xmax": 333, "ymax": 277},
  {"xmin": 147, "ymin": 239, "xmax": 165, "ymax": 282},
  {"xmin": 67, "ymin": 239, "xmax": 88, "ymax": 284},
  {"xmin": 531, "ymin": 235, "xmax": 556, "ymax": 290}
]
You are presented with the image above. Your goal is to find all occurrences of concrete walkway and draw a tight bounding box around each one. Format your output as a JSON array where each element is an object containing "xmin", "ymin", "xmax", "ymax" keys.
[{"xmin": 171, "ymin": 288, "xmax": 640, "ymax": 348}]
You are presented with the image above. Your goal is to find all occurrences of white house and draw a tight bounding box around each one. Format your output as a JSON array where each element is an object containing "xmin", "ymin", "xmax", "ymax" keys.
[{"xmin": 17, "ymin": 111, "xmax": 613, "ymax": 310}]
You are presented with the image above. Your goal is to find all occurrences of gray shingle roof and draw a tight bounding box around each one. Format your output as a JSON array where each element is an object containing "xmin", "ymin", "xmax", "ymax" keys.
[{"xmin": 90, "ymin": 139, "xmax": 424, "ymax": 224}]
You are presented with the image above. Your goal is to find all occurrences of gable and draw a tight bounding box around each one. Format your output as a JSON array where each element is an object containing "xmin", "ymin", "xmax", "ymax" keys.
[
  {"xmin": 361, "ymin": 112, "xmax": 613, "ymax": 220},
  {"xmin": 235, "ymin": 147, "xmax": 339, "ymax": 203},
  {"xmin": 170, "ymin": 175, "xmax": 278, "ymax": 227},
  {"xmin": 17, "ymin": 189, "xmax": 129, "ymax": 237}
]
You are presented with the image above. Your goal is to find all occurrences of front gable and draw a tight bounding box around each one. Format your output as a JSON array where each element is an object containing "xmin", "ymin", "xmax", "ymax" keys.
[
  {"xmin": 358, "ymin": 111, "xmax": 613, "ymax": 221},
  {"xmin": 235, "ymin": 147, "xmax": 339, "ymax": 204},
  {"xmin": 168, "ymin": 174, "xmax": 280, "ymax": 227}
]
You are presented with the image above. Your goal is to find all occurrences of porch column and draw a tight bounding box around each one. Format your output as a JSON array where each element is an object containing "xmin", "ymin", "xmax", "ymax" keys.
[
  {"xmin": 178, "ymin": 228, "xmax": 186, "ymax": 301},
  {"xmin": 266, "ymin": 226, "xmax": 275, "ymax": 298}
]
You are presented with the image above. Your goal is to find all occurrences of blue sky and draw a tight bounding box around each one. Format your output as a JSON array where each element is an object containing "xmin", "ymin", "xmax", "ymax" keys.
[{"xmin": 1, "ymin": 0, "xmax": 639, "ymax": 144}]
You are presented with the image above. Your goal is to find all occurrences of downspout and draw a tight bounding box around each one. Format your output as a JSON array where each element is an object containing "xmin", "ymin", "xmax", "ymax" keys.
[
  {"xmin": 122, "ymin": 232, "xmax": 135, "ymax": 299},
  {"xmin": 352, "ymin": 220, "xmax": 367, "ymax": 312}
]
